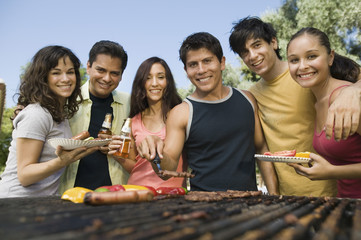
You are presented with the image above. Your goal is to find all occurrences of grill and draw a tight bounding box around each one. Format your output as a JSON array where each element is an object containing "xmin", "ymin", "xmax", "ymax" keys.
[{"xmin": 1, "ymin": 193, "xmax": 360, "ymax": 240}]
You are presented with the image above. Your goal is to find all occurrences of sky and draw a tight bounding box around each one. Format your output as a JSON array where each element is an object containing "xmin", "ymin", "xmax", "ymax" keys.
[{"xmin": 0, "ymin": 0, "xmax": 282, "ymax": 108}]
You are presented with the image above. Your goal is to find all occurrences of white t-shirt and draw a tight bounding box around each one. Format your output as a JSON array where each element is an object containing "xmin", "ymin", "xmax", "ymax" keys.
[{"xmin": 0, "ymin": 103, "xmax": 72, "ymax": 198}]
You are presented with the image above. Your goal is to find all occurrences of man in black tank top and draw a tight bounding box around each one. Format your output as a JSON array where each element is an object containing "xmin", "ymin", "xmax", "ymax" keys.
[{"xmin": 138, "ymin": 32, "xmax": 279, "ymax": 194}]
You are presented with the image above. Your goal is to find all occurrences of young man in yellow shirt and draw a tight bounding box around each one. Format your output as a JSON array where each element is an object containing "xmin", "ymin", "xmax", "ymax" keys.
[{"xmin": 229, "ymin": 17, "xmax": 361, "ymax": 196}]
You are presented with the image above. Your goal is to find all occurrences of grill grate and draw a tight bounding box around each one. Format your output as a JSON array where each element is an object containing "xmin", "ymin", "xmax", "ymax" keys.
[{"xmin": 0, "ymin": 194, "xmax": 360, "ymax": 239}]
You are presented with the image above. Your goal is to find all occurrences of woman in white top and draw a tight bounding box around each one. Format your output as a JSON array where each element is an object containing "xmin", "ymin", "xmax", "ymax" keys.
[{"xmin": 0, "ymin": 46, "xmax": 97, "ymax": 198}]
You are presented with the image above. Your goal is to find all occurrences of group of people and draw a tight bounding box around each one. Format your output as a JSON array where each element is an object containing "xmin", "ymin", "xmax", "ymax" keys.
[{"xmin": 0, "ymin": 16, "xmax": 360, "ymax": 199}]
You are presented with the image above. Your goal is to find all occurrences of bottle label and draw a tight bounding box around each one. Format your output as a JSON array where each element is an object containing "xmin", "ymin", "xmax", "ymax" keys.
[{"xmin": 102, "ymin": 122, "xmax": 111, "ymax": 129}]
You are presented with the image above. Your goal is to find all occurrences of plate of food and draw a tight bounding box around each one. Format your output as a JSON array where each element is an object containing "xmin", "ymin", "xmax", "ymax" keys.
[
  {"xmin": 254, "ymin": 154, "xmax": 311, "ymax": 163},
  {"xmin": 254, "ymin": 150, "xmax": 311, "ymax": 163},
  {"xmin": 48, "ymin": 138, "xmax": 111, "ymax": 150}
]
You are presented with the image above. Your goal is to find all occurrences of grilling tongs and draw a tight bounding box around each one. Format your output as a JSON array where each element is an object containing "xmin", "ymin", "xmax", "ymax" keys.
[
  {"xmin": 152, "ymin": 153, "xmax": 195, "ymax": 179},
  {"xmin": 152, "ymin": 153, "xmax": 162, "ymax": 173}
]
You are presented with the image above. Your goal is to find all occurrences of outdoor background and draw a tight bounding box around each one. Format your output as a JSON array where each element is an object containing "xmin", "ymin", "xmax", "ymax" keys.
[
  {"xmin": 0, "ymin": 0, "xmax": 281, "ymax": 108},
  {"xmin": 0, "ymin": 0, "xmax": 360, "ymax": 171}
]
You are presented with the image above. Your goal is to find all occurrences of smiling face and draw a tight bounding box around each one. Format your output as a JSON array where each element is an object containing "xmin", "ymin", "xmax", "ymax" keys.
[
  {"xmin": 48, "ymin": 56, "xmax": 76, "ymax": 105},
  {"xmin": 184, "ymin": 47, "xmax": 225, "ymax": 96},
  {"xmin": 87, "ymin": 54, "xmax": 123, "ymax": 98},
  {"xmin": 240, "ymin": 37, "xmax": 279, "ymax": 79},
  {"xmin": 287, "ymin": 34, "xmax": 334, "ymax": 89},
  {"xmin": 145, "ymin": 63, "xmax": 167, "ymax": 104}
]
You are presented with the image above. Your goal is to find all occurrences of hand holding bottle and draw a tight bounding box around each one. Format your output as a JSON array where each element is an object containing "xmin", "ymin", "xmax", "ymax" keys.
[
  {"xmin": 108, "ymin": 135, "xmax": 126, "ymax": 157},
  {"xmin": 98, "ymin": 113, "xmax": 113, "ymax": 154},
  {"xmin": 113, "ymin": 118, "xmax": 132, "ymax": 158}
]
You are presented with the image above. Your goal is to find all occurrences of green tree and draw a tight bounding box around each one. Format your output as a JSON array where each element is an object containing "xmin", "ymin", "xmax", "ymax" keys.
[
  {"xmin": 263, "ymin": 0, "xmax": 361, "ymax": 59},
  {"xmin": 0, "ymin": 107, "xmax": 15, "ymax": 173},
  {"xmin": 177, "ymin": 85, "xmax": 195, "ymax": 99},
  {"xmin": 79, "ymin": 64, "xmax": 88, "ymax": 85}
]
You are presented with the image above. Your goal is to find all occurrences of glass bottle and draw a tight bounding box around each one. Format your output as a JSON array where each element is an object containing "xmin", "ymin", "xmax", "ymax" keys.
[
  {"xmin": 114, "ymin": 118, "xmax": 132, "ymax": 158},
  {"xmin": 98, "ymin": 113, "xmax": 112, "ymax": 135}
]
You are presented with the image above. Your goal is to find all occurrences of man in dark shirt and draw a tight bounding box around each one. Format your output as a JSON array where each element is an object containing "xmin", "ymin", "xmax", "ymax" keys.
[
  {"xmin": 137, "ymin": 32, "xmax": 278, "ymax": 193},
  {"xmin": 59, "ymin": 40, "xmax": 130, "ymax": 193}
]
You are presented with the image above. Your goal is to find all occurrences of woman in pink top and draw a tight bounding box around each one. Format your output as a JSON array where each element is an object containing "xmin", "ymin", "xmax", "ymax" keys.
[
  {"xmin": 287, "ymin": 27, "xmax": 361, "ymax": 198},
  {"xmin": 109, "ymin": 57, "xmax": 185, "ymax": 188}
]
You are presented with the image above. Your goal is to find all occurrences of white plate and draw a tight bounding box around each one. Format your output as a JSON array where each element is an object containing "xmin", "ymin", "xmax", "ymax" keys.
[
  {"xmin": 254, "ymin": 154, "xmax": 311, "ymax": 163},
  {"xmin": 48, "ymin": 138, "xmax": 111, "ymax": 150}
]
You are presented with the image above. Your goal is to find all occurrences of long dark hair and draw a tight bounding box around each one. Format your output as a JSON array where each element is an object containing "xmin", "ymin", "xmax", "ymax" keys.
[
  {"xmin": 129, "ymin": 57, "xmax": 182, "ymax": 122},
  {"xmin": 16, "ymin": 45, "xmax": 83, "ymax": 123},
  {"xmin": 287, "ymin": 27, "xmax": 360, "ymax": 83}
]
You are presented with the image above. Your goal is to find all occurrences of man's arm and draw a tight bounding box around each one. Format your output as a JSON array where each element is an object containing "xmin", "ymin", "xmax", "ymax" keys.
[
  {"xmin": 137, "ymin": 102, "xmax": 189, "ymax": 171},
  {"xmin": 243, "ymin": 90, "xmax": 279, "ymax": 195},
  {"xmin": 326, "ymin": 80, "xmax": 361, "ymax": 141},
  {"xmin": 161, "ymin": 102, "xmax": 188, "ymax": 171}
]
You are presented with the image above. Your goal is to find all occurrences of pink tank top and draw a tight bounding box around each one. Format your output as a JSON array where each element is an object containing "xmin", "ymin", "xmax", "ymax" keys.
[
  {"xmin": 313, "ymin": 85, "xmax": 361, "ymax": 198},
  {"xmin": 127, "ymin": 113, "xmax": 186, "ymax": 188}
]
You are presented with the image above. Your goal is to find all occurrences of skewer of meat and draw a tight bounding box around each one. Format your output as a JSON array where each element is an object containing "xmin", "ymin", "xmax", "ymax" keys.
[
  {"xmin": 184, "ymin": 190, "xmax": 263, "ymax": 202},
  {"xmin": 157, "ymin": 170, "xmax": 195, "ymax": 178}
]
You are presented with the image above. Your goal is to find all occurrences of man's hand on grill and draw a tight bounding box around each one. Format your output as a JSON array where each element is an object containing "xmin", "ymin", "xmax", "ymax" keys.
[{"xmin": 137, "ymin": 135, "xmax": 164, "ymax": 161}]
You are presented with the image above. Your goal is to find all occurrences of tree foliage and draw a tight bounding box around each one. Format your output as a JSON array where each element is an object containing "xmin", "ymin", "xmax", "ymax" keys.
[
  {"xmin": 79, "ymin": 64, "xmax": 88, "ymax": 85},
  {"xmin": 0, "ymin": 107, "xmax": 15, "ymax": 173},
  {"xmin": 262, "ymin": 0, "xmax": 361, "ymax": 60},
  {"xmin": 239, "ymin": 0, "xmax": 361, "ymax": 81}
]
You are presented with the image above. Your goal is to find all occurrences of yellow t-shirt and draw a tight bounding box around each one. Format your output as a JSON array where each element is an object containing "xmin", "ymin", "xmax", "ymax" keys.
[{"xmin": 249, "ymin": 69, "xmax": 337, "ymax": 197}]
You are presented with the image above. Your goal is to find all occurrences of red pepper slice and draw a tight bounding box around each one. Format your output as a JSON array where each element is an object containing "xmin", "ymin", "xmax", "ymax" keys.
[{"xmin": 109, "ymin": 184, "xmax": 126, "ymax": 192}]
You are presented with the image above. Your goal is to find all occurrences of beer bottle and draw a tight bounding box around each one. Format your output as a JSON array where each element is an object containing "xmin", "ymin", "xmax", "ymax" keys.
[
  {"xmin": 114, "ymin": 118, "xmax": 132, "ymax": 158},
  {"xmin": 99, "ymin": 113, "xmax": 112, "ymax": 135}
]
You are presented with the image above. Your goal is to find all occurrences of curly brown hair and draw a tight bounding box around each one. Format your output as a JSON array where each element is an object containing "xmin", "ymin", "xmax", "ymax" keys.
[{"xmin": 15, "ymin": 45, "xmax": 83, "ymax": 123}]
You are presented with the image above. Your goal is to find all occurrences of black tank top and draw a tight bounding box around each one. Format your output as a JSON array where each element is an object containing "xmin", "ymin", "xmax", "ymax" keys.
[{"xmin": 184, "ymin": 87, "xmax": 257, "ymax": 191}]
